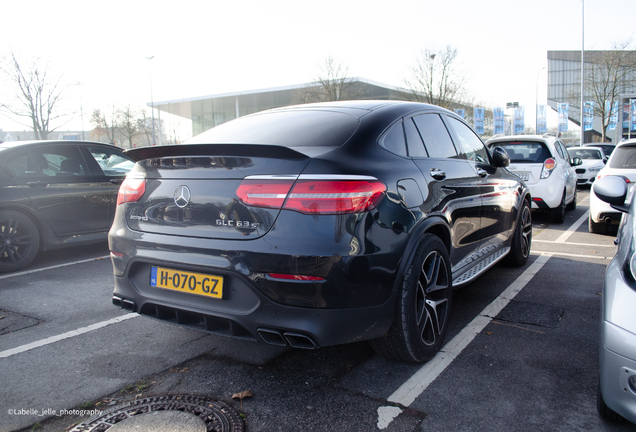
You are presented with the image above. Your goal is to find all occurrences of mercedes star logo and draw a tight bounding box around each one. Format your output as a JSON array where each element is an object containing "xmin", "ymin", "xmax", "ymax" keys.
[{"xmin": 174, "ymin": 185, "xmax": 191, "ymax": 208}]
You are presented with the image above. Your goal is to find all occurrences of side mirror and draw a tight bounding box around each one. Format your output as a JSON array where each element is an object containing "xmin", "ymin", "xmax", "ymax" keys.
[
  {"xmin": 571, "ymin": 157, "xmax": 583, "ymax": 166},
  {"xmin": 492, "ymin": 146, "xmax": 510, "ymax": 168},
  {"xmin": 603, "ymin": 156, "xmax": 608, "ymax": 164},
  {"xmin": 592, "ymin": 176, "xmax": 628, "ymax": 212}
]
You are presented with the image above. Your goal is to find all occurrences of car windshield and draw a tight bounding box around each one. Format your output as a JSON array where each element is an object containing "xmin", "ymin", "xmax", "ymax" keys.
[
  {"xmin": 609, "ymin": 145, "xmax": 636, "ymax": 169},
  {"xmin": 488, "ymin": 141, "xmax": 551, "ymax": 163},
  {"xmin": 567, "ymin": 148, "xmax": 602, "ymax": 160}
]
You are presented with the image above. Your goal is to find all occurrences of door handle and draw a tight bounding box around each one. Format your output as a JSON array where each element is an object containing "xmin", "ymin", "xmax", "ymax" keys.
[
  {"xmin": 477, "ymin": 169, "xmax": 488, "ymax": 178},
  {"xmin": 27, "ymin": 181, "xmax": 48, "ymax": 188},
  {"xmin": 109, "ymin": 179, "xmax": 124, "ymax": 185},
  {"xmin": 429, "ymin": 169, "xmax": 446, "ymax": 181}
]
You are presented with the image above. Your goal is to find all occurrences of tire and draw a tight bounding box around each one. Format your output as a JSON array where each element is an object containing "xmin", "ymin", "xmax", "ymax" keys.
[
  {"xmin": 370, "ymin": 234, "xmax": 452, "ymax": 363},
  {"xmin": 597, "ymin": 383, "xmax": 624, "ymax": 423},
  {"xmin": 551, "ymin": 191, "xmax": 566, "ymax": 224},
  {"xmin": 504, "ymin": 199, "xmax": 532, "ymax": 266},
  {"xmin": 589, "ymin": 214, "xmax": 608, "ymax": 235},
  {"xmin": 566, "ymin": 187, "xmax": 577, "ymax": 211},
  {"xmin": 0, "ymin": 210, "xmax": 40, "ymax": 273}
]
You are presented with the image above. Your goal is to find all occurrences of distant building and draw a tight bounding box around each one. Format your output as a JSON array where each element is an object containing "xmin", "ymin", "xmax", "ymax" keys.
[
  {"xmin": 149, "ymin": 78, "xmax": 405, "ymax": 137},
  {"xmin": 0, "ymin": 130, "xmax": 85, "ymax": 142},
  {"xmin": 548, "ymin": 50, "xmax": 636, "ymax": 143}
]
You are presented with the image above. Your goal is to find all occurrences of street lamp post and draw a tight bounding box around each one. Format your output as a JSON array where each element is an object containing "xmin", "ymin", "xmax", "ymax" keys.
[
  {"xmin": 580, "ymin": 0, "xmax": 585, "ymax": 146},
  {"xmin": 146, "ymin": 56, "xmax": 156, "ymax": 146},
  {"xmin": 506, "ymin": 102, "xmax": 519, "ymax": 135},
  {"xmin": 75, "ymin": 82, "xmax": 85, "ymax": 140}
]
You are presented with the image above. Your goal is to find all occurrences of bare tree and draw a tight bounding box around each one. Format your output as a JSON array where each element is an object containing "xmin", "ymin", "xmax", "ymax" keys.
[
  {"xmin": 90, "ymin": 107, "xmax": 118, "ymax": 144},
  {"xmin": 295, "ymin": 57, "xmax": 364, "ymax": 103},
  {"xmin": 402, "ymin": 46, "xmax": 467, "ymax": 109},
  {"xmin": 117, "ymin": 104, "xmax": 140, "ymax": 149},
  {"xmin": 0, "ymin": 52, "xmax": 67, "ymax": 139},
  {"xmin": 585, "ymin": 40, "xmax": 636, "ymax": 141}
]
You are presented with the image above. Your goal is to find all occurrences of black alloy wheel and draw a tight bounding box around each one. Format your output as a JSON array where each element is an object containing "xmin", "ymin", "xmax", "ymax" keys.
[
  {"xmin": 505, "ymin": 199, "xmax": 532, "ymax": 266},
  {"xmin": 0, "ymin": 210, "xmax": 40, "ymax": 273},
  {"xmin": 370, "ymin": 234, "xmax": 452, "ymax": 362}
]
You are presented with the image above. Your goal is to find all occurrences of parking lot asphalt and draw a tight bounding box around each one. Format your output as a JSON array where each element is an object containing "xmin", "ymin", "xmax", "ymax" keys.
[{"xmin": 2, "ymin": 189, "xmax": 636, "ymax": 432}]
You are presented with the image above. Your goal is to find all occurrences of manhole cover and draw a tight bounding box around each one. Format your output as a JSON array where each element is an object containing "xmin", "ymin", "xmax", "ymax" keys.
[
  {"xmin": 70, "ymin": 395, "xmax": 244, "ymax": 432},
  {"xmin": 495, "ymin": 300, "xmax": 564, "ymax": 328}
]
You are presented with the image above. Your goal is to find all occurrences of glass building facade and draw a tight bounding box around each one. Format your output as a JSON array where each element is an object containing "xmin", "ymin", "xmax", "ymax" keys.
[{"xmin": 548, "ymin": 50, "xmax": 636, "ymax": 142}]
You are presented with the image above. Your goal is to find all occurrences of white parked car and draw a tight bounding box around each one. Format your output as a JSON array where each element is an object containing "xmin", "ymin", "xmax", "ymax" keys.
[
  {"xmin": 589, "ymin": 139, "xmax": 636, "ymax": 234},
  {"xmin": 567, "ymin": 146, "xmax": 607, "ymax": 187},
  {"xmin": 486, "ymin": 135, "xmax": 580, "ymax": 223}
]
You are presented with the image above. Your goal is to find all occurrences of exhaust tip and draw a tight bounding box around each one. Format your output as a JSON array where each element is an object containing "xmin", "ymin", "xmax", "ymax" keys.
[
  {"xmin": 284, "ymin": 332, "xmax": 318, "ymax": 349},
  {"xmin": 605, "ymin": 216, "xmax": 613, "ymax": 224},
  {"xmin": 258, "ymin": 328, "xmax": 287, "ymax": 346}
]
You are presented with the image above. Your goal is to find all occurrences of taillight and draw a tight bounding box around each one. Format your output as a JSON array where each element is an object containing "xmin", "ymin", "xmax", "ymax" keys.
[
  {"xmin": 236, "ymin": 176, "xmax": 386, "ymax": 215},
  {"xmin": 117, "ymin": 177, "xmax": 146, "ymax": 205},
  {"xmin": 235, "ymin": 180, "xmax": 295, "ymax": 208},
  {"xmin": 541, "ymin": 158, "xmax": 557, "ymax": 179}
]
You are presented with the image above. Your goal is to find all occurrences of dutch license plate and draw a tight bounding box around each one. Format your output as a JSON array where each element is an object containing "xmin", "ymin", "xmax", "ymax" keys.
[
  {"xmin": 150, "ymin": 266, "xmax": 223, "ymax": 299},
  {"xmin": 515, "ymin": 172, "xmax": 529, "ymax": 181}
]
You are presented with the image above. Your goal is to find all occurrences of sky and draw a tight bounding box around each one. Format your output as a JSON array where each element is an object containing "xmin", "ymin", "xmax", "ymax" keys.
[{"xmin": 2, "ymin": 0, "xmax": 635, "ymax": 139}]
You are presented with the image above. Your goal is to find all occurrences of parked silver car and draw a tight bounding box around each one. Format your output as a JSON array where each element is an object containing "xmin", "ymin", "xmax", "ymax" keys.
[{"xmin": 595, "ymin": 176, "xmax": 636, "ymax": 424}]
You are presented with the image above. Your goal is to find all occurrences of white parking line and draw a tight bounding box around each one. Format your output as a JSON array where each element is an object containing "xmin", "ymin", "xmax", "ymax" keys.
[
  {"xmin": 376, "ymin": 253, "xmax": 552, "ymax": 429},
  {"xmin": 533, "ymin": 239, "xmax": 614, "ymax": 248},
  {"xmin": 554, "ymin": 210, "xmax": 589, "ymax": 243},
  {"xmin": 0, "ymin": 313, "xmax": 138, "ymax": 359},
  {"xmin": 0, "ymin": 256, "xmax": 111, "ymax": 280}
]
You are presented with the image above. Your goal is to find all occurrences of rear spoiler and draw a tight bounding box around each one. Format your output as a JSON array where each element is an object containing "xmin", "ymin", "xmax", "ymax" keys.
[{"xmin": 124, "ymin": 144, "xmax": 311, "ymax": 162}]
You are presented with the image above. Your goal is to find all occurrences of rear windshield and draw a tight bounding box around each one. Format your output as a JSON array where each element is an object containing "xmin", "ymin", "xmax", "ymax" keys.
[
  {"xmin": 609, "ymin": 145, "xmax": 636, "ymax": 169},
  {"xmin": 567, "ymin": 148, "xmax": 602, "ymax": 160},
  {"xmin": 187, "ymin": 110, "xmax": 359, "ymax": 151},
  {"xmin": 488, "ymin": 141, "xmax": 552, "ymax": 163}
]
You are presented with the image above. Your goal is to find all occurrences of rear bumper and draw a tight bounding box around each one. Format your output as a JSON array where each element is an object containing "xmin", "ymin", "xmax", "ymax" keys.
[
  {"xmin": 527, "ymin": 182, "xmax": 562, "ymax": 209},
  {"xmin": 109, "ymin": 210, "xmax": 405, "ymax": 348},
  {"xmin": 112, "ymin": 266, "xmax": 396, "ymax": 348}
]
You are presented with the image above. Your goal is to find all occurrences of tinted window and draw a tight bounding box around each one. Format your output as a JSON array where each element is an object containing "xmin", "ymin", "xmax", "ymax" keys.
[
  {"xmin": 188, "ymin": 110, "xmax": 359, "ymax": 151},
  {"xmin": 447, "ymin": 117, "xmax": 490, "ymax": 163},
  {"xmin": 3, "ymin": 152, "xmax": 32, "ymax": 177},
  {"xmin": 88, "ymin": 147, "xmax": 134, "ymax": 176},
  {"xmin": 381, "ymin": 121, "xmax": 407, "ymax": 156},
  {"xmin": 609, "ymin": 145, "xmax": 636, "ymax": 169},
  {"xmin": 30, "ymin": 146, "xmax": 88, "ymax": 177},
  {"xmin": 488, "ymin": 141, "xmax": 552, "ymax": 163},
  {"xmin": 412, "ymin": 114, "xmax": 457, "ymax": 158},
  {"xmin": 404, "ymin": 118, "xmax": 427, "ymax": 157}
]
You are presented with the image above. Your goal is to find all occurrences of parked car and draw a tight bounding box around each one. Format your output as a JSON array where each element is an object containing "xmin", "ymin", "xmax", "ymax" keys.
[
  {"xmin": 589, "ymin": 139, "xmax": 636, "ymax": 234},
  {"xmin": 567, "ymin": 146, "xmax": 606, "ymax": 186},
  {"xmin": 0, "ymin": 140, "xmax": 134, "ymax": 272},
  {"xmin": 584, "ymin": 142, "xmax": 616, "ymax": 157},
  {"xmin": 486, "ymin": 135, "xmax": 580, "ymax": 223},
  {"xmin": 109, "ymin": 100, "xmax": 532, "ymax": 363},
  {"xmin": 594, "ymin": 176, "xmax": 636, "ymax": 425}
]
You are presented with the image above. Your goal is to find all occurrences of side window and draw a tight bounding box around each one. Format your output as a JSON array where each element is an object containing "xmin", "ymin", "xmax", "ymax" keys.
[
  {"xmin": 446, "ymin": 117, "xmax": 490, "ymax": 164},
  {"xmin": 412, "ymin": 114, "xmax": 458, "ymax": 158},
  {"xmin": 404, "ymin": 118, "xmax": 427, "ymax": 157},
  {"xmin": 556, "ymin": 141, "xmax": 570, "ymax": 164},
  {"xmin": 87, "ymin": 147, "xmax": 134, "ymax": 176},
  {"xmin": 381, "ymin": 121, "xmax": 407, "ymax": 157},
  {"xmin": 3, "ymin": 152, "xmax": 33, "ymax": 178},
  {"xmin": 30, "ymin": 146, "xmax": 89, "ymax": 177}
]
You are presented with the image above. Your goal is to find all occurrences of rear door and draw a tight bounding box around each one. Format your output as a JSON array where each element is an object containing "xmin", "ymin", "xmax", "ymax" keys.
[
  {"xmin": 10, "ymin": 144, "xmax": 114, "ymax": 236},
  {"xmin": 405, "ymin": 113, "xmax": 483, "ymax": 273}
]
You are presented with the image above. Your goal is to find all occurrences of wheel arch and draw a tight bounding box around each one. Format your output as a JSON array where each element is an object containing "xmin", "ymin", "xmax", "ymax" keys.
[{"xmin": 392, "ymin": 216, "xmax": 452, "ymax": 295}]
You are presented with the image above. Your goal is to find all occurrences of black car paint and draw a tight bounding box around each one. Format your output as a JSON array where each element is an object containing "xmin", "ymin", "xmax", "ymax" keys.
[
  {"xmin": 0, "ymin": 141, "xmax": 131, "ymax": 260},
  {"xmin": 110, "ymin": 101, "xmax": 530, "ymax": 349}
]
